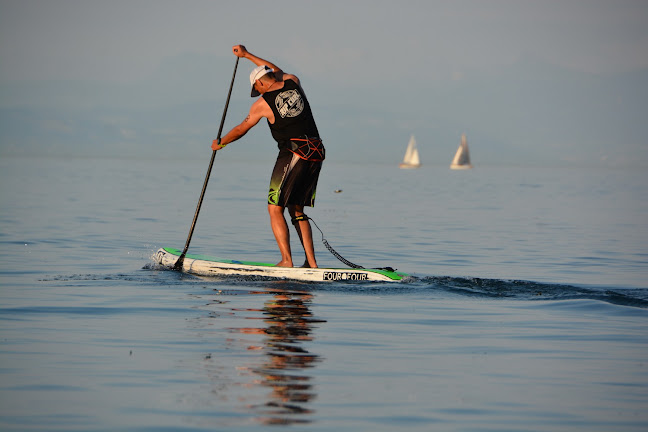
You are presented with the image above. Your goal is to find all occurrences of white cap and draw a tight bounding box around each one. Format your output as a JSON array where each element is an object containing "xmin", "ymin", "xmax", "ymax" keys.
[{"xmin": 249, "ymin": 65, "xmax": 273, "ymax": 97}]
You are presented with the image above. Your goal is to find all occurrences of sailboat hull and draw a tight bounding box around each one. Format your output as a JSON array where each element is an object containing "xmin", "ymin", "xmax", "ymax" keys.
[
  {"xmin": 399, "ymin": 163, "xmax": 420, "ymax": 169},
  {"xmin": 450, "ymin": 164, "xmax": 472, "ymax": 170}
]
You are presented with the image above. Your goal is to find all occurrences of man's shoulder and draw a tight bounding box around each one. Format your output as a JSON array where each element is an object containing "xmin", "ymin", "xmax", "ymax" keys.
[
  {"xmin": 282, "ymin": 74, "xmax": 300, "ymax": 85},
  {"xmin": 252, "ymin": 96, "xmax": 272, "ymax": 115},
  {"xmin": 252, "ymin": 96, "xmax": 269, "ymax": 107}
]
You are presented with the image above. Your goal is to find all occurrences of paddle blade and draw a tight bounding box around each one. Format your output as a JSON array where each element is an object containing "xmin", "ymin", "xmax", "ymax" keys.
[{"xmin": 172, "ymin": 254, "xmax": 185, "ymax": 271}]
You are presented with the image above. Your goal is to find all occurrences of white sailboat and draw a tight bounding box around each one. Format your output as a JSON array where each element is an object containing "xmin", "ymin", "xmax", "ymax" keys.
[
  {"xmin": 450, "ymin": 133, "xmax": 472, "ymax": 170},
  {"xmin": 399, "ymin": 135, "xmax": 421, "ymax": 169}
]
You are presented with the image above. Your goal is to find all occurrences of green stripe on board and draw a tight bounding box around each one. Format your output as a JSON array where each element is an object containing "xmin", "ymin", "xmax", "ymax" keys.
[{"xmin": 164, "ymin": 247, "xmax": 274, "ymax": 267}]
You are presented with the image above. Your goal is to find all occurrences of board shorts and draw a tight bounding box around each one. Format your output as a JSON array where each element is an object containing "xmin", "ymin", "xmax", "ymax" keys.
[{"xmin": 268, "ymin": 147, "xmax": 322, "ymax": 207}]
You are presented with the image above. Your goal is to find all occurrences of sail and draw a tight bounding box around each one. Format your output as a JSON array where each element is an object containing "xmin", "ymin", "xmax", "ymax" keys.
[
  {"xmin": 399, "ymin": 135, "xmax": 421, "ymax": 168},
  {"xmin": 450, "ymin": 134, "xmax": 472, "ymax": 169}
]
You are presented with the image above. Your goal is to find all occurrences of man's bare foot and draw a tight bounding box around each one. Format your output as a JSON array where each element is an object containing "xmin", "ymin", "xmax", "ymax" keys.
[
  {"xmin": 300, "ymin": 261, "xmax": 318, "ymax": 268},
  {"xmin": 275, "ymin": 259, "xmax": 293, "ymax": 267}
]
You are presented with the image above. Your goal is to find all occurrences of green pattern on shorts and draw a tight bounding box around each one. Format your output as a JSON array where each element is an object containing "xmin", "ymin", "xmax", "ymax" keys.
[{"xmin": 268, "ymin": 188, "xmax": 279, "ymax": 206}]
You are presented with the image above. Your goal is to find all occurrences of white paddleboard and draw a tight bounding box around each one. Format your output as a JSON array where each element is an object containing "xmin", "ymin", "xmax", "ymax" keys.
[{"xmin": 154, "ymin": 247, "xmax": 408, "ymax": 282}]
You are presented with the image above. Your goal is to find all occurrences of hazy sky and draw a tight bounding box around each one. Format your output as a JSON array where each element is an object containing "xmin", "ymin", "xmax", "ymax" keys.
[{"xmin": 1, "ymin": 0, "xmax": 647, "ymax": 166}]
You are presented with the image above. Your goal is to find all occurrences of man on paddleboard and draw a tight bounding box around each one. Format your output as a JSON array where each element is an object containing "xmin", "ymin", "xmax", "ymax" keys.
[{"xmin": 212, "ymin": 45, "xmax": 325, "ymax": 268}]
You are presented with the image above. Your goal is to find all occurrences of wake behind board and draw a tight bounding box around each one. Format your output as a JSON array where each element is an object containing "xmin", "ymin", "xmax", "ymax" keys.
[{"xmin": 155, "ymin": 248, "xmax": 408, "ymax": 282}]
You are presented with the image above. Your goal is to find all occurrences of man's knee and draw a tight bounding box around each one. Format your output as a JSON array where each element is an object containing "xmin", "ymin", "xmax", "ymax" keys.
[
  {"xmin": 287, "ymin": 205, "xmax": 304, "ymax": 217},
  {"xmin": 268, "ymin": 204, "xmax": 284, "ymax": 215}
]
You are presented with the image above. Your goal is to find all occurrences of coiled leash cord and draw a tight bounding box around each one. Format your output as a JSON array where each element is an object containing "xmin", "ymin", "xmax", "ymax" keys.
[{"xmin": 292, "ymin": 215, "xmax": 395, "ymax": 272}]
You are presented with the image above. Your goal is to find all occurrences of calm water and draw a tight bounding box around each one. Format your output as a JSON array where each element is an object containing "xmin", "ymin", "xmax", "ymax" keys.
[{"xmin": 1, "ymin": 156, "xmax": 647, "ymax": 431}]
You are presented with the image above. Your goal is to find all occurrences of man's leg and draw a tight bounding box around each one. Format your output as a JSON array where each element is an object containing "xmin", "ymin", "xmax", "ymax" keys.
[
  {"xmin": 268, "ymin": 204, "xmax": 293, "ymax": 267},
  {"xmin": 289, "ymin": 205, "xmax": 318, "ymax": 268}
]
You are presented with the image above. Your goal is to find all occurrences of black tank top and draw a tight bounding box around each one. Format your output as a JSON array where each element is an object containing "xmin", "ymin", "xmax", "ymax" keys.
[{"xmin": 262, "ymin": 79, "xmax": 320, "ymax": 150}]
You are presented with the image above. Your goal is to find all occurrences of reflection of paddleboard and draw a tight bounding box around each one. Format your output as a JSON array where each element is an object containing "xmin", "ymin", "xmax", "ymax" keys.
[{"xmin": 155, "ymin": 248, "xmax": 408, "ymax": 282}]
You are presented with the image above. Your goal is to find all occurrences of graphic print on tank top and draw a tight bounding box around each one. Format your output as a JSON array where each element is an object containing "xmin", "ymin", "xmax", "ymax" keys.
[{"xmin": 275, "ymin": 89, "xmax": 304, "ymax": 118}]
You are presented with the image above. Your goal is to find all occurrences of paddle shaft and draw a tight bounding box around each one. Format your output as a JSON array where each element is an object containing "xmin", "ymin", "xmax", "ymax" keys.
[{"xmin": 174, "ymin": 57, "xmax": 239, "ymax": 269}]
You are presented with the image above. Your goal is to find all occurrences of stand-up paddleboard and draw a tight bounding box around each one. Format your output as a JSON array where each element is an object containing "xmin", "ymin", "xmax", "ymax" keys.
[{"xmin": 155, "ymin": 247, "xmax": 408, "ymax": 282}]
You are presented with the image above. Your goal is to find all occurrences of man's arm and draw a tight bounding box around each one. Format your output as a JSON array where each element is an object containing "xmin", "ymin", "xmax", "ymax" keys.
[
  {"xmin": 232, "ymin": 45, "xmax": 286, "ymax": 81},
  {"xmin": 211, "ymin": 98, "xmax": 271, "ymax": 150}
]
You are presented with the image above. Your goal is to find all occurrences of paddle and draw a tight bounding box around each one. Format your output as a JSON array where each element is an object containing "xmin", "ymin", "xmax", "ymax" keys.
[{"xmin": 173, "ymin": 57, "xmax": 240, "ymax": 270}]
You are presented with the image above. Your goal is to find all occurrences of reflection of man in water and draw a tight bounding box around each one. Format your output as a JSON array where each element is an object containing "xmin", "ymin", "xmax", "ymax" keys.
[{"xmin": 236, "ymin": 288, "xmax": 325, "ymax": 424}]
